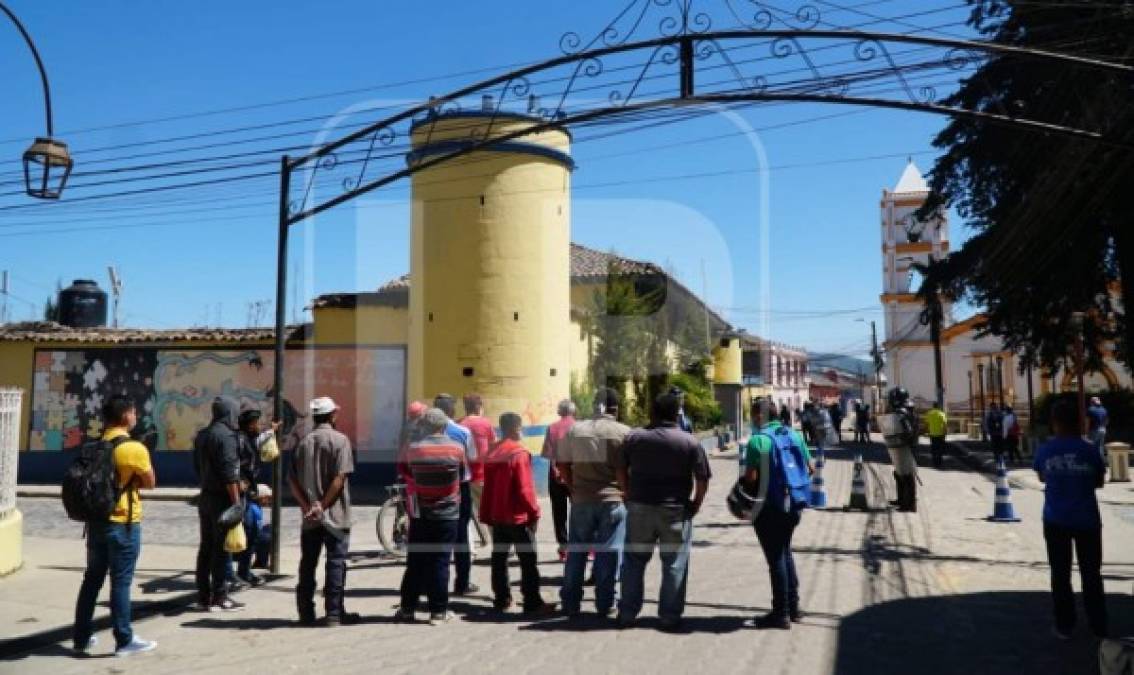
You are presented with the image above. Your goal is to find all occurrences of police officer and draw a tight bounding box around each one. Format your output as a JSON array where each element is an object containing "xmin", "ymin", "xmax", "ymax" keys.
[{"xmin": 880, "ymin": 387, "xmax": 919, "ymax": 512}]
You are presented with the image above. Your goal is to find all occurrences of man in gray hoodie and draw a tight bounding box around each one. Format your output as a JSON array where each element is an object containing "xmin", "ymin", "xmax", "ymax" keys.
[{"xmin": 193, "ymin": 396, "xmax": 245, "ymax": 612}]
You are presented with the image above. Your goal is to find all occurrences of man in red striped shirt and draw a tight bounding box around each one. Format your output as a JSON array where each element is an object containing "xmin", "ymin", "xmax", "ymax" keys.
[
  {"xmin": 395, "ymin": 408, "xmax": 468, "ymax": 625},
  {"xmin": 481, "ymin": 413, "xmax": 556, "ymax": 614}
]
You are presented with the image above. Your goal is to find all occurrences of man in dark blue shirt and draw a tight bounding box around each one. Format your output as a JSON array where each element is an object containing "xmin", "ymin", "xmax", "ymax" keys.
[
  {"xmin": 1086, "ymin": 396, "xmax": 1108, "ymax": 457},
  {"xmin": 1032, "ymin": 398, "xmax": 1108, "ymax": 639}
]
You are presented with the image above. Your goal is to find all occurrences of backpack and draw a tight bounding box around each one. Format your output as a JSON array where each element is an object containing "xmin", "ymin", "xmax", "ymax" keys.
[
  {"xmin": 763, "ymin": 426, "xmax": 811, "ymax": 512},
  {"xmin": 62, "ymin": 436, "xmax": 128, "ymax": 523}
]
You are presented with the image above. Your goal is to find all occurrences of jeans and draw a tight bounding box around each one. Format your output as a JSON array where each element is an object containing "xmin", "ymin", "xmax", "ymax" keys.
[
  {"xmin": 491, "ymin": 524, "xmax": 544, "ymax": 610},
  {"xmin": 561, "ymin": 501, "xmax": 626, "ymax": 614},
  {"xmin": 1043, "ymin": 523, "xmax": 1108, "ymax": 635},
  {"xmin": 548, "ymin": 469, "xmax": 570, "ymax": 551},
  {"xmin": 754, "ymin": 507, "xmax": 802, "ymax": 618},
  {"xmin": 296, "ymin": 526, "xmax": 351, "ymax": 620},
  {"xmin": 73, "ymin": 522, "xmax": 141, "ymax": 649},
  {"xmin": 401, "ymin": 517, "xmax": 459, "ymax": 614},
  {"xmin": 452, "ymin": 481, "xmax": 473, "ymax": 591},
  {"xmin": 196, "ymin": 492, "xmax": 231, "ymax": 604},
  {"xmin": 618, "ymin": 502, "xmax": 692, "ymax": 621}
]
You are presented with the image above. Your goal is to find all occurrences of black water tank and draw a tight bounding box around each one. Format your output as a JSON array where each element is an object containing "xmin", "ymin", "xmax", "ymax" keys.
[{"xmin": 58, "ymin": 279, "xmax": 108, "ymax": 328}]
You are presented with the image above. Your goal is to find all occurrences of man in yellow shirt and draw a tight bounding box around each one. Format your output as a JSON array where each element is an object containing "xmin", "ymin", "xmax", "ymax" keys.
[
  {"xmin": 924, "ymin": 403, "xmax": 948, "ymax": 469},
  {"xmin": 73, "ymin": 395, "xmax": 157, "ymax": 657}
]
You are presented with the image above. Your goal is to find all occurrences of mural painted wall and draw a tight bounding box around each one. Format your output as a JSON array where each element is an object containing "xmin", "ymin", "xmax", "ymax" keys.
[{"xmin": 29, "ymin": 347, "xmax": 405, "ymax": 460}]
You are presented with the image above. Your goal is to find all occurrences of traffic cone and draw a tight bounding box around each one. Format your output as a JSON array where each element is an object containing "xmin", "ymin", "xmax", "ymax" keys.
[
  {"xmin": 987, "ymin": 456, "xmax": 1021, "ymax": 522},
  {"xmin": 809, "ymin": 447, "xmax": 828, "ymax": 507},
  {"xmin": 844, "ymin": 453, "xmax": 870, "ymax": 511}
]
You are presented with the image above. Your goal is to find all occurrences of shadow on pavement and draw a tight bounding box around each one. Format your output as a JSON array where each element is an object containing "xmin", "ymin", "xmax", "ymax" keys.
[{"xmin": 834, "ymin": 591, "xmax": 1134, "ymax": 675}]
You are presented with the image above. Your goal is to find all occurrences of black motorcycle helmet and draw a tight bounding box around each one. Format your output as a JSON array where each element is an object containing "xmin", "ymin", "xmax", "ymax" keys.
[{"xmin": 887, "ymin": 387, "xmax": 911, "ymax": 410}]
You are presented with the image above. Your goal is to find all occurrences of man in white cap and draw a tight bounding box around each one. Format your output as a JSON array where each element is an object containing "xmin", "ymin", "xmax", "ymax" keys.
[{"xmin": 289, "ymin": 396, "xmax": 358, "ymax": 626}]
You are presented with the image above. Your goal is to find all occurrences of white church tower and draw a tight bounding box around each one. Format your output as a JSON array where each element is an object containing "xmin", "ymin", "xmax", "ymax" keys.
[{"xmin": 880, "ymin": 161, "xmax": 952, "ymax": 402}]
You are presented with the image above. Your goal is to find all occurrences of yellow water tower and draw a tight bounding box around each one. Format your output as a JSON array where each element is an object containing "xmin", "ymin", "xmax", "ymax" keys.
[{"xmin": 408, "ymin": 106, "xmax": 573, "ymax": 444}]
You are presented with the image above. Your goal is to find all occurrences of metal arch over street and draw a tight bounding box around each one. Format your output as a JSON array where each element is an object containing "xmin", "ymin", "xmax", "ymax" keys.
[
  {"xmin": 280, "ymin": 28, "xmax": 1133, "ymax": 225},
  {"xmin": 265, "ymin": 6, "xmax": 1134, "ymax": 572}
]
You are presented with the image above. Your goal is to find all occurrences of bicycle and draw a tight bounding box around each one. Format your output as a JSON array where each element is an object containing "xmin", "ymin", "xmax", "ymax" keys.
[{"xmin": 376, "ymin": 481, "xmax": 490, "ymax": 558}]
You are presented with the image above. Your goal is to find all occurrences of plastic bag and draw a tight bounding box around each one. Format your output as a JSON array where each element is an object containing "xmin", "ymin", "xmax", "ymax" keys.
[
  {"xmin": 224, "ymin": 523, "xmax": 247, "ymax": 553},
  {"xmin": 259, "ymin": 432, "xmax": 279, "ymax": 463}
]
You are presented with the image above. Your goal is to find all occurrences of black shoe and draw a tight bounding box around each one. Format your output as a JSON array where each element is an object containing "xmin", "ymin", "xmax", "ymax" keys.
[
  {"xmin": 453, "ymin": 582, "xmax": 480, "ymax": 596},
  {"xmin": 754, "ymin": 612, "xmax": 791, "ymax": 630},
  {"xmin": 238, "ymin": 573, "xmax": 265, "ymax": 587},
  {"xmin": 493, "ymin": 598, "xmax": 514, "ymax": 612},
  {"xmin": 522, "ymin": 602, "xmax": 558, "ymax": 616},
  {"xmin": 789, "ymin": 609, "xmax": 804, "ymax": 623},
  {"xmin": 615, "ymin": 613, "xmax": 636, "ymax": 629},
  {"xmin": 658, "ymin": 617, "xmax": 684, "ymax": 633},
  {"xmin": 324, "ymin": 612, "xmax": 361, "ymax": 626},
  {"xmin": 297, "ymin": 615, "xmax": 317, "ymax": 627}
]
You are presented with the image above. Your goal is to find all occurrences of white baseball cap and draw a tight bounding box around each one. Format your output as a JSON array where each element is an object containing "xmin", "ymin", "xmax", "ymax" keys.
[
  {"xmin": 310, "ymin": 396, "xmax": 339, "ymax": 416},
  {"xmin": 256, "ymin": 484, "xmax": 272, "ymax": 498}
]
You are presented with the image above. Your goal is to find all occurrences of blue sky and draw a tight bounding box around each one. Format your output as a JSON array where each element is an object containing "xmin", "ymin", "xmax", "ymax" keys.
[{"xmin": 0, "ymin": 0, "xmax": 979, "ymax": 358}]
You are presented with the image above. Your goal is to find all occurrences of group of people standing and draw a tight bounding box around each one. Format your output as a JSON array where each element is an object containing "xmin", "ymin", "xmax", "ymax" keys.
[{"xmin": 391, "ymin": 388, "xmax": 711, "ymax": 630}]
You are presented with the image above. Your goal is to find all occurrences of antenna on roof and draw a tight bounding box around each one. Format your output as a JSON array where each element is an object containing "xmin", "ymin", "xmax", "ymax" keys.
[{"xmin": 107, "ymin": 266, "xmax": 123, "ymax": 328}]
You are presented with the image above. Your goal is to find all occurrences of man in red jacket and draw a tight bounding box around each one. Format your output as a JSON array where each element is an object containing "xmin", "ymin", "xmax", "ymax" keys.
[{"xmin": 480, "ymin": 413, "xmax": 556, "ymax": 615}]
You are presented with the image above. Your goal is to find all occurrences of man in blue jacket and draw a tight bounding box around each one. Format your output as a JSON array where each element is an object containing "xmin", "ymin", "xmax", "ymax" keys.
[{"xmin": 1033, "ymin": 398, "xmax": 1109, "ymax": 639}]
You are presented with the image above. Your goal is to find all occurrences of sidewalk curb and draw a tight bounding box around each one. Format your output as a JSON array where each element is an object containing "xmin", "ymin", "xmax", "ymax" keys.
[
  {"xmin": 17, "ymin": 485, "xmax": 197, "ymax": 502},
  {"xmin": 946, "ymin": 442, "xmax": 1041, "ymax": 491}
]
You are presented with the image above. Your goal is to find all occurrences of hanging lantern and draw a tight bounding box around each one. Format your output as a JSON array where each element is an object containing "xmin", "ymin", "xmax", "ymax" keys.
[{"xmin": 23, "ymin": 136, "xmax": 73, "ymax": 200}]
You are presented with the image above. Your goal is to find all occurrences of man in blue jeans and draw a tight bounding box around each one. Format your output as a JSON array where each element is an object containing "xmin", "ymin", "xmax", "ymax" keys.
[
  {"xmin": 1033, "ymin": 398, "xmax": 1109, "ymax": 639},
  {"xmin": 73, "ymin": 396, "xmax": 157, "ymax": 657},
  {"xmin": 558, "ymin": 388, "xmax": 630, "ymax": 618},
  {"xmin": 616, "ymin": 393, "xmax": 711, "ymax": 632},
  {"xmin": 745, "ymin": 398, "xmax": 813, "ymax": 630}
]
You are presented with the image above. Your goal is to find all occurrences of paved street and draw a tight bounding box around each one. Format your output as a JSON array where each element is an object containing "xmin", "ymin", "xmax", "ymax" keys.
[{"xmin": 3, "ymin": 440, "xmax": 1133, "ymax": 675}]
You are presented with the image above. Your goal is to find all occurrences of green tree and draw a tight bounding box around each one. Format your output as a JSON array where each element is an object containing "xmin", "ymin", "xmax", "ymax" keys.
[{"xmin": 917, "ymin": 0, "xmax": 1134, "ymax": 373}]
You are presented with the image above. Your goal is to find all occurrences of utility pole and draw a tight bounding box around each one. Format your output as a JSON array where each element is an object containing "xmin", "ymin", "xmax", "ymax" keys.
[
  {"xmin": 930, "ymin": 298, "xmax": 945, "ymax": 409},
  {"xmin": 967, "ymin": 370, "xmax": 974, "ymax": 431},
  {"xmin": 107, "ymin": 266, "xmax": 122, "ymax": 328},
  {"xmin": 870, "ymin": 320, "xmax": 882, "ymax": 409},
  {"xmin": 977, "ymin": 362, "xmax": 987, "ymax": 441},
  {"xmin": 1, "ymin": 270, "xmax": 8, "ymax": 324},
  {"xmin": 995, "ymin": 354, "xmax": 1005, "ymax": 408},
  {"xmin": 1071, "ymin": 312, "xmax": 1088, "ymax": 436}
]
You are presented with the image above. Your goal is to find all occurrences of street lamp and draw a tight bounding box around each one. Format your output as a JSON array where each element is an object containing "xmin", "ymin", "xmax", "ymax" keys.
[
  {"xmin": 977, "ymin": 362, "xmax": 987, "ymax": 441},
  {"xmin": 1, "ymin": 2, "xmax": 73, "ymax": 199}
]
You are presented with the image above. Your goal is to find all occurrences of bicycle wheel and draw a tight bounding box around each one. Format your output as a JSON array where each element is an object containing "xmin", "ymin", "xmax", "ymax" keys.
[{"xmin": 376, "ymin": 496, "xmax": 409, "ymax": 558}]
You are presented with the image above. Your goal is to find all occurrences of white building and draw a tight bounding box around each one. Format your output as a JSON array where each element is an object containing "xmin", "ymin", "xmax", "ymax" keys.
[{"xmin": 879, "ymin": 162, "xmax": 1131, "ymax": 421}]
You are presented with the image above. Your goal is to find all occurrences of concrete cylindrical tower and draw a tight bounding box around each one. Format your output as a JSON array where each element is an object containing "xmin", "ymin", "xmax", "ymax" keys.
[
  {"xmin": 408, "ymin": 111, "xmax": 573, "ymax": 448},
  {"xmin": 711, "ymin": 336, "xmax": 744, "ymax": 386}
]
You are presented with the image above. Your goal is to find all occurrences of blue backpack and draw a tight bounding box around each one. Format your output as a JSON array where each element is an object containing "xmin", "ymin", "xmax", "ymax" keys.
[{"xmin": 763, "ymin": 426, "xmax": 811, "ymax": 512}]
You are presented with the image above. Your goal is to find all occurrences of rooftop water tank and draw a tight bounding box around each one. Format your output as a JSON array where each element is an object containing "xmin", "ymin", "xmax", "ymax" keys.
[{"xmin": 58, "ymin": 279, "xmax": 108, "ymax": 328}]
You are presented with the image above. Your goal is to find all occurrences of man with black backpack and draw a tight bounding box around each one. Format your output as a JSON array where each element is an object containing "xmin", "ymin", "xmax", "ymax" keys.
[
  {"xmin": 70, "ymin": 395, "xmax": 157, "ymax": 657},
  {"xmin": 193, "ymin": 396, "xmax": 246, "ymax": 612},
  {"xmin": 743, "ymin": 398, "xmax": 813, "ymax": 630}
]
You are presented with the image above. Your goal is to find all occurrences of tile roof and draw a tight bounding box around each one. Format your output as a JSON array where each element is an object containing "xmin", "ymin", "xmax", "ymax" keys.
[{"xmin": 0, "ymin": 321, "xmax": 298, "ymax": 344}]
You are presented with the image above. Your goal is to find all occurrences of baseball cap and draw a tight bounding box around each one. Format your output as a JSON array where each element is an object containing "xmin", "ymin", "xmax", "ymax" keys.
[{"xmin": 310, "ymin": 396, "xmax": 338, "ymax": 416}]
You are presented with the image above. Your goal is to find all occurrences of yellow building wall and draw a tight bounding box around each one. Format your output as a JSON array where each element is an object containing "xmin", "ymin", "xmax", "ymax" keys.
[
  {"xmin": 0, "ymin": 341, "xmax": 43, "ymax": 453},
  {"xmin": 312, "ymin": 306, "xmax": 408, "ymax": 346},
  {"xmin": 712, "ymin": 337, "xmax": 744, "ymax": 385},
  {"xmin": 409, "ymin": 114, "xmax": 572, "ymax": 446}
]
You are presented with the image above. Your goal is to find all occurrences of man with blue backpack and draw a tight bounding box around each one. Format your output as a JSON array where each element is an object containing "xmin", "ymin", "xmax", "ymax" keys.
[{"xmin": 742, "ymin": 398, "xmax": 813, "ymax": 630}]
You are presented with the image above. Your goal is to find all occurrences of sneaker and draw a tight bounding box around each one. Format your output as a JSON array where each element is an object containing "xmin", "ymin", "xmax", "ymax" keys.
[
  {"xmin": 1052, "ymin": 626, "xmax": 1072, "ymax": 641},
  {"xmin": 393, "ymin": 608, "xmax": 417, "ymax": 623},
  {"xmin": 452, "ymin": 583, "xmax": 480, "ymax": 596},
  {"xmin": 211, "ymin": 597, "xmax": 246, "ymax": 613},
  {"xmin": 227, "ymin": 580, "xmax": 249, "ymax": 594},
  {"xmin": 239, "ymin": 573, "xmax": 266, "ymax": 587},
  {"xmin": 194, "ymin": 600, "xmax": 212, "ymax": 612},
  {"xmin": 754, "ymin": 612, "xmax": 791, "ymax": 630},
  {"xmin": 73, "ymin": 635, "xmax": 98, "ymax": 654},
  {"xmin": 324, "ymin": 612, "xmax": 362, "ymax": 626},
  {"xmin": 428, "ymin": 611, "xmax": 455, "ymax": 626},
  {"xmin": 114, "ymin": 637, "xmax": 157, "ymax": 657}
]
